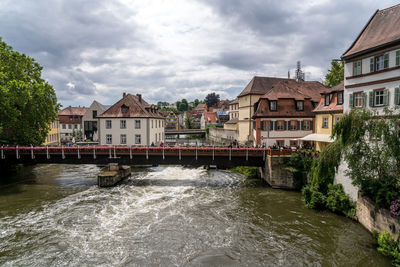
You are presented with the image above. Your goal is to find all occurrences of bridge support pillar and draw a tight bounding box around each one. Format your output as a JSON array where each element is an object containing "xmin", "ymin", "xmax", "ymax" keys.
[{"xmin": 262, "ymin": 155, "xmax": 295, "ymax": 189}]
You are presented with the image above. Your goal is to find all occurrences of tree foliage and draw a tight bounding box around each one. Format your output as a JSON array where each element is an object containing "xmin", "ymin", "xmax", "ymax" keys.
[
  {"xmin": 0, "ymin": 37, "xmax": 59, "ymax": 145},
  {"xmin": 332, "ymin": 108, "xmax": 400, "ymax": 208},
  {"xmin": 324, "ymin": 60, "xmax": 344, "ymax": 88},
  {"xmin": 184, "ymin": 115, "xmax": 195, "ymax": 129},
  {"xmin": 205, "ymin": 92, "xmax": 220, "ymax": 108}
]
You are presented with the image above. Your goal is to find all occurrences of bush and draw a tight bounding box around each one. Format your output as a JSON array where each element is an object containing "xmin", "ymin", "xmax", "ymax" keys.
[
  {"xmin": 285, "ymin": 153, "xmax": 313, "ymax": 190},
  {"xmin": 376, "ymin": 232, "xmax": 400, "ymax": 265},
  {"xmin": 302, "ymin": 185, "xmax": 326, "ymax": 210},
  {"xmin": 326, "ymin": 184, "xmax": 355, "ymax": 214},
  {"xmin": 231, "ymin": 166, "xmax": 258, "ymax": 177}
]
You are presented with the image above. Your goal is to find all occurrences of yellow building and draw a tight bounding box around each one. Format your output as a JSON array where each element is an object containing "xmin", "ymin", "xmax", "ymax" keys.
[
  {"xmin": 43, "ymin": 119, "xmax": 60, "ymax": 146},
  {"xmin": 309, "ymin": 82, "xmax": 344, "ymax": 151}
]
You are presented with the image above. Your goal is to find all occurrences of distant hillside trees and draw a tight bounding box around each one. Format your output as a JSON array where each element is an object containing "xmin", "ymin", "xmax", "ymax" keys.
[{"xmin": 0, "ymin": 37, "xmax": 59, "ymax": 145}]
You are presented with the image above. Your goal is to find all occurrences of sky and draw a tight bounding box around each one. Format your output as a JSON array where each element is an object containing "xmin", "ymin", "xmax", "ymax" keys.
[{"xmin": 0, "ymin": 0, "xmax": 398, "ymax": 108}]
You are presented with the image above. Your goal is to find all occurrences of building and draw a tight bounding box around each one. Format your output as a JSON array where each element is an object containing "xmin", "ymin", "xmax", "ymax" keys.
[
  {"xmin": 161, "ymin": 110, "xmax": 179, "ymax": 130},
  {"xmin": 200, "ymin": 111, "xmax": 218, "ymax": 129},
  {"xmin": 194, "ymin": 103, "xmax": 207, "ymax": 112},
  {"xmin": 337, "ymin": 4, "xmax": 400, "ymax": 201},
  {"xmin": 342, "ymin": 4, "xmax": 400, "ymax": 114},
  {"xmin": 43, "ymin": 119, "xmax": 60, "ymax": 146},
  {"xmin": 237, "ymin": 76, "xmax": 292, "ymax": 144},
  {"xmin": 252, "ymin": 80, "xmax": 327, "ymax": 147},
  {"xmin": 303, "ymin": 82, "xmax": 344, "ymax": 151},
  {"xmin": 82, "ymin": 100, "xmax": 110, "ymax": 141},
  {"xmin": 97, "ymin": 93, "xmax": 165, "ymax": 146},
  {"xmin": 58, "ymin": 106, "xmax": 87, "ymax": 143},
  {"xmin": 183, "ymin": 110, "xmax": 202, "ymax": 129}
]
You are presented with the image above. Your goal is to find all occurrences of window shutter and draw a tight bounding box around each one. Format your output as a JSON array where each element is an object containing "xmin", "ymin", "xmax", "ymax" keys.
[
  {"xmin": 300, "ymin": 121, "xmax": 303, "ymax": 130},
  {"xmin": 270, "ymin": 121, "xmax": 273, "ymax": 131},
  {"xmin": 349, "ymin": 93, "xmax": 354, "ymax": 108},
  {"xmin": 362, "ymin": 93, "xmax": 367, "ymax": 107},
  {"xmin": 296, "ymin": 121, "xmax": 300, "ymax": 130},
  {"xmin": 284, "ymin": 121, "xmax": 288, "ymax": 130},
  {"xmin": 274, "ymin": 121, "xmax": 277, "ymax": 130},
  {"xmin": 369, "ymin": 91, "xmax": 374, "ymax": 107},
  {"xmin": 370, "ymin": 58, "xmax": 374, "ymax": 72},
  {"xmin": 310, "ymin": 121, "xmax": 314, "ymax": 131},
  {"xmin": 384, "ymin": 53, "xmax": 389, "ymax": 69},
  {"xmin": 383, "ymin": 89, "xmax": 389, "ymax": 106},
  {"xmin": 395, "ymin": 87, "xmax": 400, "ymax": 105},
  {"xmin": 396, "ymin": 51, "xmax": 400, "ymax": 66},
  {"xmin": 260, "ymin": 121, "xmax": 264, "ymax": 131}
]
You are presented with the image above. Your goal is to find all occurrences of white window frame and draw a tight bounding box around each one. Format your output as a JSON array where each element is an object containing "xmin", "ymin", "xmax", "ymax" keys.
[
  {"xmin": 354, "ymin": 92, "xmax": 363, "ymax": 107},
  {"xmin": 325, "ymin": 94, "xmax": 330, "ymax": 106},
  {"xmin": 270, "ymin": 101, "xmax": 277, "ymax": 111},
  {"xmin": 120, "ymin": 120, "xmax": 126, "ymax": 129},
  {"xmin": 353, "ymin": 60, "xmax": 361, "ymax": 75},
  {"xmin": 135, "ymin": 120, "xmax": 141, "ymax": 129},
  {"xmin": 106, "ymin": 120, "xmax": 112, "ymax": 129},
  {"xmin": 337, "ymin": 92, "xmax": 343, "ymax": 105},
  {"xmin": 120, "ymin": 134, "xmax": 126, "ymax": 144},
  {"xmin": 374, "ymin": 90, "xmax": 384, "ymax": 106},
  {"xmin": 296, "ymin": 101, "xmax": 304, "ymax": 111},
  {"xmin": 106, "ymin": 134, "xmax": 112, "ymax": 144},
  {"xmin": 135, "ymin": 134, "xmax": 141, "ymax": 145},
  {"xmin": 322, "ymin": 117, "xmax": 329, "ymax": 129}
]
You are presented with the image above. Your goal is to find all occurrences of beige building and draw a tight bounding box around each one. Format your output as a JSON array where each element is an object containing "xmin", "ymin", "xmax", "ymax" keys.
[
  {"xmin": 98, "ymin": 93, "xmax": 165, "ymax": 146},
  {"xmin": 82, "ymin": 100, "xmax": 110, "ymax": 141},
  {"xmin": 237, "ymin": 76, "xmax": 291, "ymax": 144},
  {"xmin": 43, "ymin": 119, "xmax": 60, "ymax": 146}
]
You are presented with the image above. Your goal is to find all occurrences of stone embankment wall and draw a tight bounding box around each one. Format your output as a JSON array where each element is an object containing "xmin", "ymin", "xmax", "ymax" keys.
[
  {"xmin": 261, "ymin": 155, "xmax": 294, "ymax": 189},
  {"xmin": 357, "ymin": 196, "xmax": 399, "ymax": 240}
]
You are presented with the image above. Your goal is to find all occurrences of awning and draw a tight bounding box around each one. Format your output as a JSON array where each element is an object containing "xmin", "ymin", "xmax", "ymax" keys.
[{"xmin": 299, "ymin": 133, "xmax": 334, "ymax": 143}]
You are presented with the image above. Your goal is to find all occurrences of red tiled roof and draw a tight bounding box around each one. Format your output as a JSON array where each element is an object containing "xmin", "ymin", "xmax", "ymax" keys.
[
  {"xmin": 194, "ymin": 104, "xmax": 207, "ymax": 110},
  {"xmin": 58, "ymin": 106, "xmax": 87, "ymax": 116},
  {"xmin": 342, "ymin": 4, "xmax": 400, "ymax": 59},
  {"xmin": 204, "ymin": 112, "xmax": 218, "ymax": 124},
  {"xmin": 98, "ymin": 93, "xmax": 163, "ymax": 118},
  {"xmin": 313, "ymin": 82, "xmax": 344, "ymax": 113},
  {"xmin": 238, "ymin": 76, "xmax": 292, "ymax": 97},
  {"xmin": 185, "ymin": 110, "xmax": 203, "ymax": 119}
]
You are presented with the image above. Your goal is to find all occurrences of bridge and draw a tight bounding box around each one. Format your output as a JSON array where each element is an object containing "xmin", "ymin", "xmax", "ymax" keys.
[{"xmin": 0, "ymin": 146, "xmax": 294, "ymax": 168}]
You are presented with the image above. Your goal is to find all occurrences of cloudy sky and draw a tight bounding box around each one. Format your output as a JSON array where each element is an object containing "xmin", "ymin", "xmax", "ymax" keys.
[{"xmin": 0, "ymin": 0, "xmax": 398, "ymax": 107}]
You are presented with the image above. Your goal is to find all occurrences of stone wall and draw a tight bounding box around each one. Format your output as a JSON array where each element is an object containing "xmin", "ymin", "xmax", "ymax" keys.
[
  {"xmin": 357, "ymin": 196, "xmax": 399, "ymax": 240},
  {"xmin": 334, "ymin": 159, "xmax": 358, "ymax": 201},
  {"xmin": 208, "ymin": 128, "xmax": 237, "ymax": 144},
  {"xmin": 262, "ymin": 155, "xmax": 295, "ymax": 189}
]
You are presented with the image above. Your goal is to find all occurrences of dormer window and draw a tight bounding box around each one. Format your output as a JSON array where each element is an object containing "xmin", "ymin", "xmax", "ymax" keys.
[
  {"xmin": 269, "ymin": 101, "xmax": 277, "ymax": 111},
  {"xmin": 121, "ymin": 105, "xmax": 128, "ymax": 114},
  {"xmin": 337, "ymin": 92, "xmax": 343, "ymax": 105},
  {"xmin": 325, "ymin": 94, "xmax": 330, "ymax": 106},
  {"xmin": 296, "ymin": 101, "xmax": 304, "ymax": 111}
]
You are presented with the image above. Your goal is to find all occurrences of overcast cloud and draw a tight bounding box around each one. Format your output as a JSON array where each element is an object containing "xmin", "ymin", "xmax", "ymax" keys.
[{"xmin": 0, "ymin": 0, "xmax": 397, "ymax": 107}]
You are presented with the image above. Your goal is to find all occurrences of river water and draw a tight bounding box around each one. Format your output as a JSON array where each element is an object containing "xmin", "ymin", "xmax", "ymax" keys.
[{"xmin": 0, "ymin": 164, "xmax": 390, "ymax": 266}]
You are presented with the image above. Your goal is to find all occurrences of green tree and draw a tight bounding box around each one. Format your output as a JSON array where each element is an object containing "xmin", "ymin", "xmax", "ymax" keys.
[
  {"xmin": 185, "ymin": 115, "xmax": 195, "ymax": 129},
  {"xmin": 205, "ymin": 92, "xmax": 220, "ymax": 108},
  {"xmin": 193, "ymin": 99, "xmax": 200, "ymax": 107},
  {"xmin": 0, "ymin": 37, "xmax": 59, "ymax": 145},
  {"xmin": 324, "ymin": 60, "xmax": 344, "ymax": 88}
]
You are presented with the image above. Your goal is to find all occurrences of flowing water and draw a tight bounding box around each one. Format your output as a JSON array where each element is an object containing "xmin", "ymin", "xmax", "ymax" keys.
[{"xmin": 0, "ymin": 164, "xmax": 391, "ymax": 266}]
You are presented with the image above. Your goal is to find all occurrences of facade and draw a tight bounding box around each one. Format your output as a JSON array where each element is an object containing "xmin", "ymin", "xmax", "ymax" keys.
[
  {"xmin": 342, "ymin": 4, "xmax": 400, "ymax": 114},
  {"xmin": 58, "ymin": 106, "xmax": 87, "ymax": 143},
  {"xmin": 208, "ymin": 127, "xmax": 237, "ymax": 144},
  {"xmin": 161, "ymin": 111, "xmax": 179, "ymax": 130},
  {"xmin": 237, "ymin": 76, "xmax": 291, "ymax": 144},
  {"xmin": 309, "ymin": 82, "xmax": 344, "ymax": 151},
  {"xmin": 43, "ymin": 119, "xmax": 60, "ymax": 146},
  {"xmin": 252, "ymin": 80, "xmax": 327, "ymax": 147},
  {"xmin": 200, "ymin": 111, "xmax": 218, "ymax": 129},
  {"xmin": 82, "ymin": 100, "xmax": 110, "ymax": 141},
  {"xmin": 98, "ymin": 93, "xmax": 165, "ymax": 146},
  {"xmin": 183, "ymin": 110, "xmax": 202, "ymax": 129}
]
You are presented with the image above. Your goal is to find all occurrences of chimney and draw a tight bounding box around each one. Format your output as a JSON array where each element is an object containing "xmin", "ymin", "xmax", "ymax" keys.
[
  {"xmin": 123, "ymin": 92, "xmax": 126, "ymax": 98},
  {"xmin": 137, "ymin": 94, "xmax": 142, "ymax": 103}
]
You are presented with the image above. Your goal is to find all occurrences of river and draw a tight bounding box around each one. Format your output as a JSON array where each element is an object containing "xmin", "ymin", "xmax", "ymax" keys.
[{"xmin": 0, "ymin": 164, "xmax": 390, "ymax": 266}]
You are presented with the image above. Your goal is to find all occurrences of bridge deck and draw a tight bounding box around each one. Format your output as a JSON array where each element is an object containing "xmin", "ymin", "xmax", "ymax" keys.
[{"xmin": 0, "ymin": 146, "xmax": 295, "ymax": 167}]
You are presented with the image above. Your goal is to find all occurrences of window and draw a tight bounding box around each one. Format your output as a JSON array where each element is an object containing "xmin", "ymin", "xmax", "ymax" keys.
[
  {"xmin": 135, "ymin": 134, "xmax": 141, "ymax": 144},
  {"xmin": 155, "ymin": 133, "xmax": 157, "ymax": 142},
  {"xmin": 69, "ymin": 116, "xmax": 73, "ymax": 121},
  {"xmin": 396, "ymin": 51, "xmax": 400, "ymax": 66},
  {"xmin": 374, "ymin": 90, "xmax": 385, "ymax": 106},
  {"xmin": 74, "ymin": 124, "xmax": 78, "ymax": 129},
  {"xmin": 106, "ymin": 134, "xmax": 112, "ymax": 144},
  {"xmin": 337, "ymin": 92, "xmax": 343, "ymax": 105},
  {"xmin": 159, "ymin": 120, "xmax": 161, "ymax": 128},
  {"xmin": 152, "ymin": 120, "xmax": 153, "ymax": 128},
  {"xmin": 276, "ymin": 140, "xmax": 285, "ymax": 147},
  {"xmin": 120, "ymin": 120, "xmax": 126, "ymax": 129},
  {"xmin": 296, "ymin": 101, "xmax": 304, "ymax": 111},
  {"xmin": 68, "ymin": 124, "xmax": 72, "ymax": 129},
  {"xmin": 106, "ymin": 120, "xmax": 112, "ymax": 129},
  {"xmin": 335, "ymin": 116, "xmax": 342, "ymax": 124},
  {"xmin": 92, "ymin": 110, "xmax": 97, "ymax": 118},
  {"xmin": 62, "ymin": 124, "xmax": 66, "ymax": 129},
  {"xmin": 325, "ymin": 94, "xmax": 330, "ymax": 106},
  {"xmin": 303, "ymin": 120, "xmax": 311, "ymax": 130},
  {"xmin": 353, "ymin": 92, "xmax": 363, "ymax": 107},
  {"xmin": 353, "ymin": 60, "xmax": 361, "ymax": 75},
  {"xmin": 159, "ymin": 133, "xmax": 161, "ymax": 141},
  {"xmin": 290, "ymin": 120, "xmax": 297, "ymax": 130},
  {"xmin": 290, "ymin": 140, "xmax": 298, "ymax": 147},
  {"xmin": 276, "ymin": 121, "xmax": 284, "ymax": 131},
  {"xmin": 270, "ymin": 101, "xmax": 277, "ymax": 111},
  {"xmin": 121, "ymin": 106, "xmax": 128, "ymax": 113},
  {"xmin": 120, "ymin": 134, "xmax": 126, "ymax": 144},
  {"xmin": 135, "ymin": 120, "xmax": 141, "ymax": 129},
  {"xmin": 375, "ymin": 54, "xmax": 389, "ymax": 71},
  {"xmin": 370, "ymin": 58, "xmax": 374, "ymax": 72},
  {"xmin": 322, "ymin": 117, "xmax": 329, "ymax": 129}
]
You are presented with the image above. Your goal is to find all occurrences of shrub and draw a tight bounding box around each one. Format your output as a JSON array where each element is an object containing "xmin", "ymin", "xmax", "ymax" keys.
[
  {"xmin": 376, "ymin": 232, "xmax": 400, "ymax": 265},
  {"xmin": 285, "ymin": 153, "xmax": 313, "ymax": 189},
  {"xmin": 326, "ymin": 184, "xmax": 355, "ymax": 214},
  {"xmin": 231, "ymin": 166, "xmax": 258, "ymax": 177},
  {"xmin": 302, "ymin": 185, "xmax": 326, "ymax": 210}
]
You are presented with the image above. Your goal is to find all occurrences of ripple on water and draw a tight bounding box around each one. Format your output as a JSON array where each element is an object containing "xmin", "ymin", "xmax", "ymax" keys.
[{"xmin": 0, "ymin": 165, "xmax": 391, "ymax": 266}]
